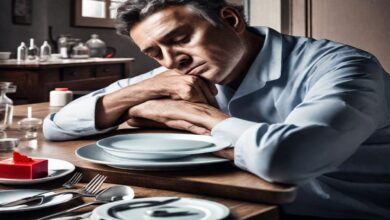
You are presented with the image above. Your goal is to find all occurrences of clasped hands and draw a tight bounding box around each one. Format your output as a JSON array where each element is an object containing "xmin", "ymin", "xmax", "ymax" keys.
[{"xmin": 124, "ymin": 71, "xmax": 234, "ymax": 160}]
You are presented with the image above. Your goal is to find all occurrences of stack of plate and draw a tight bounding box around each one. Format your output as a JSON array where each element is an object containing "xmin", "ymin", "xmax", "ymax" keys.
[{"xmin": 76, "ymin": 133, "xmax": 231, "ymax": 171}]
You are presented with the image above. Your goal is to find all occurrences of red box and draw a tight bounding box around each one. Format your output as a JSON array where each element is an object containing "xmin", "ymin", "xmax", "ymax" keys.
[{"xmin": 0, "ymin": 158, "xmax": 48, "ymax": 179}]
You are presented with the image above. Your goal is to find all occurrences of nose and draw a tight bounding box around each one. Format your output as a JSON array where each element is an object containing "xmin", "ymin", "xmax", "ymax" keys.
[{"xmin": 161, "ymin": 47, "xmax": 191, "ymax": 70}]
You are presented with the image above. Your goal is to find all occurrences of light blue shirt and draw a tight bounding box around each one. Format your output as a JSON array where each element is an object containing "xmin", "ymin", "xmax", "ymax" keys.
[{"xmin": 43, "ymin": 27, "xmax": 390, "ymax": 219}]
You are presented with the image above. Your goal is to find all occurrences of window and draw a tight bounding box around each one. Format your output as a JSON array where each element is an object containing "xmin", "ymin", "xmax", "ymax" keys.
[{"xmin": 73, "ymin": 0, "xmax": 126, "ymax": 28}]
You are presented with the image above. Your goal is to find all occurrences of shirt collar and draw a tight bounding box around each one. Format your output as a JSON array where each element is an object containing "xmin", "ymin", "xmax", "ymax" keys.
[{"xmin": 232, "ymin": 26, "xmax": 283, "ymax": 100}]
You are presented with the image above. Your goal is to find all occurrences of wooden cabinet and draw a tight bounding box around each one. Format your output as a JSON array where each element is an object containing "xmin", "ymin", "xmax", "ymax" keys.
[{"xmin": 0, "ymin": 58, "xmax": 134, "ymax": 104}]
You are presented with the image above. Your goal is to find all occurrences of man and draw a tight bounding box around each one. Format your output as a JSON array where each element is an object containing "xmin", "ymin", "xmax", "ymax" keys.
[{"xmin": 43, "ymin": 0, "xmax": 390, "ymax": 219}]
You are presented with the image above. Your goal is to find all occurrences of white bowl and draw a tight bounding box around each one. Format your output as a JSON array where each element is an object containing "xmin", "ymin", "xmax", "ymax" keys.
[{"xmin": 0, "ymin": 52, "xmax": 11, "ymax": 60}]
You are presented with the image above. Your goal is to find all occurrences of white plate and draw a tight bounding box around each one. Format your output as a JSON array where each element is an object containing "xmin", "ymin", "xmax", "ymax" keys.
[
  {"xmin": 76, "ymin": 144, "xmax": 229, "ymax": 171},
  {"xmin": 97, "ymin": 133, "xmax": 227, "ymax": 152},
  {"xmin": 0, "ymin": 189, "xmax": 73, "ymax": 213},
  {"xmin": 97, "ymin": 134, "xmax": 230, "ymax": 160},
  {"xmin": 91, "ymin": 197, "xmax": 230, "ymax": 220},
  {"xmin": 0, "ymin": 158, "xmax": 75, "ymax": 185}
]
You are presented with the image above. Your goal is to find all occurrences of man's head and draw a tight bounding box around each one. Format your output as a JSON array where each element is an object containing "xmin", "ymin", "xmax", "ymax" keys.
[
  {"xmin": 116, "ymin": 0, "xmax": 260, "ymax": 85},
  {"xmin": 116, "ymin": 0, "xmax": 245, "ymax": 36}
]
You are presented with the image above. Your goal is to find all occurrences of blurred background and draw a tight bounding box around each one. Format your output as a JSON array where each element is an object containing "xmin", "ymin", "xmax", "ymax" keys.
[{"xmin": 0, "ymin": 0, "xmax": 389, "ymax": 105}]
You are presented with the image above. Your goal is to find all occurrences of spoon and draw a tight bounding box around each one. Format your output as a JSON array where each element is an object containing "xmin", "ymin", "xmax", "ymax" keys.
[{"xmin": 38, "ymin": 185, "xmax": 134, "ymax": 220}]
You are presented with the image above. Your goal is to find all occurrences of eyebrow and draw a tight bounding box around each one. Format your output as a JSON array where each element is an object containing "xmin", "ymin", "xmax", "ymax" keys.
[{"xmin": 141, "ymin": 25, "xmax": 190, "ymax": 54}]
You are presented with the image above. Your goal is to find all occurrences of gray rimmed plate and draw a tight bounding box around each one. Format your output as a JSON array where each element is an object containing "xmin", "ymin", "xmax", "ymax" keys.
[
  {"xmin": 0, "ymin": 158, "xmax": 75, "ymax": 185},
  {"xmin": 76, "ymin": 144, "xmax": 229, "ymax": 171},
  {"xmin": 91, "ymin": 197, "xmax": 230, "ymax": 220},
  {"xmin": 96, "ymin": 134, "xmax": 231, "ymax": 160}
]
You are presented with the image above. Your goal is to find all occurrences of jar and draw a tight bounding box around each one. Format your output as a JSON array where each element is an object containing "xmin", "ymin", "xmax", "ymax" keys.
[
  {"xmin": 50, "ymin": 88, "xmax": 73, "ymax": 107},
  {"xmin": 71, "ymin": 43, "xmax": 90, "ymax": 59},
  {"xmin": 86, "ymin": 34, "xmax": 106, "ymax": 57}
]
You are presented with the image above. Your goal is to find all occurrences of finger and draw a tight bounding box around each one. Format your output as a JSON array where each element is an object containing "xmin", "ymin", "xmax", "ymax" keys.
[
  {"xmin": 204, "ymin": 79, "xmax": 218, "ymax": 96},
  {"xmin": 126, "ymin": 117, "xmax": 167, "ymax": 128},
  {"xmin": 212, "ymin": 148, "xmax": 234, "ymax": 160},
  {"xmin": 165, "ymin": 119, "xmax": 210, "ymax": 135},
  {"xmin": 129, "ymin": 104, "xmax": 168, "ymax": 125},
  {"xmin": 192, "ymin": 82, "xmax": 210, "ymax": 104},
  {"xmin": 155, "ymin": 70, "xmax": 179, "ymax": 78},
  {"xmin": 197, "ymin": 79, "xmax": 218, "ymax": 107}
]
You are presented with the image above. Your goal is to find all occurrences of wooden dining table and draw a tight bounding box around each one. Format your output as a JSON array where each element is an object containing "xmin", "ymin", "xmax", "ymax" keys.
[{"xmin": 0, "ymin": 103, "xmax": 297, "ymax": 220}]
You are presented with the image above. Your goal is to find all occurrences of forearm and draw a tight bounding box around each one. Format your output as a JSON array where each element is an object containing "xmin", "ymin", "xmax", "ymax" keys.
[{"xmin": 95, "ymin": 83, "xmax": 162, "ymax": 129}]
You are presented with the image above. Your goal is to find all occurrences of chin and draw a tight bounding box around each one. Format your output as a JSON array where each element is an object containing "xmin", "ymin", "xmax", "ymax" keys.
[
  {"xmin": 200, "ymin": 68, "xmax": 223, "ymax": 83},
  {"xmin": 200, "ymin": 73, "xmax": 218, "ymax": 84}
]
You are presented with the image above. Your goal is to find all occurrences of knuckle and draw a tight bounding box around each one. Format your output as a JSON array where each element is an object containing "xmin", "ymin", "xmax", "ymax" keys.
[
  {"xmin": 182, "ymin": 86, "xmax": 192, "ymax": 94},
  {"xmin": 126, "ymin": 119, "xmax": 135, "ymax": 126},
  {"xmin": 186, "ymin": 75, "xmax": 197, "ymax": 84},
  {"xmin": 129, "ymin": 107, "xmax": 139, "ymax": 116},
  {"xmin": 182, "ymin": 93, "xmax": 193, "ymax": 101}
]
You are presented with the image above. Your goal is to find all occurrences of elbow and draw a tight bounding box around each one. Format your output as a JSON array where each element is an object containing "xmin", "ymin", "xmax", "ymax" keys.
[
  {"xmin": 42, "ymin": 122, "xmax": 61, "ymax": 141},
  {"xmin": 42, "ymin": 118, "xmax": 56, "ymax": 140},
  {"xmin": 43, "ymin": 129, "xmax": 57, "ymax": 141},
  {"xmin": 42, "ymin": 118, "xmax": 75, "ymax": 141},
  {"xmin": 254, "ymin": 141, "xmax": 312, "ymax": 185},
  {"xmin": 260, "ymin": 163, "xmax": 306, "ymax": 185}
]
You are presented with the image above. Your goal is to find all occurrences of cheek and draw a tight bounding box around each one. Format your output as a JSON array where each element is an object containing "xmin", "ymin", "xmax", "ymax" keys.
[{"xmin": 202, "ymin": 40, "xmax": 243, "ymax": 66}]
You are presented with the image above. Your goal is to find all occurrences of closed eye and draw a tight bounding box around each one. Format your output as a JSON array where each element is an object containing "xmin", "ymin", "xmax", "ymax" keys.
[
  {"xmin": 144, "ymin": 48, "xmax": 162, "ymax": 59},
  {"xmin": 172, "ymin": 34, "xmax": 190, "ymax": 44}
]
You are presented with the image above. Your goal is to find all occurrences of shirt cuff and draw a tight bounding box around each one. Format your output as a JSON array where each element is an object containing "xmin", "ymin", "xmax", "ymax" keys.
[{"xmin": 211, "ymin": 117, "xmax": 258, "ymax": 147}]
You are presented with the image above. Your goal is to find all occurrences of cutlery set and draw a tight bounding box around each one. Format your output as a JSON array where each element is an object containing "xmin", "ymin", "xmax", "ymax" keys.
[
  {"xmin": 0, "ymin": 171, "xmax": 230, "ymax": 219},
  {"xmin": 0, "ymin": 133, "xmax": 233, "ymax": 219},
  {"xmin": 0, "ymin": 173, "xmax": 113, "ymax": 219},
  {"xmin": 1, "ymin": 173, "xmax": 106, "ymax": 208}
]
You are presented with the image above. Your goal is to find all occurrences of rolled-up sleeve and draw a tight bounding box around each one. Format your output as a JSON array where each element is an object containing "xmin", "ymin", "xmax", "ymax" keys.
[
  {"xmin": 43, "ymin": 67, "xmax": 166, "ymax": 141},
  {"xmin": 212, "ymin": 57, "xmax": 384, "ymax": 184}
]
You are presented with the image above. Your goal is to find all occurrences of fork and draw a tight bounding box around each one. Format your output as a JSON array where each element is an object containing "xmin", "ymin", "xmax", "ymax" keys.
[
  {"xmin": 0, "ymin": 172, "xmax": 83, "ymax": 207},
  {"xmin": 34, "ymin": 174, "xmax": 107, "ymax": 205},
  {"xmin": 1, "ymin": 174, "xmax": 106, "ymax": 207},
  {"xmin": 62, "ymin": 172, "xmax": 83, "ymax": 189}
]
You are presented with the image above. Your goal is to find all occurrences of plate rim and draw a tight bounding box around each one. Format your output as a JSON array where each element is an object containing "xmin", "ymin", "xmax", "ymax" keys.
[
  {"xmin": 0, "ymin": 158, "xmax": 75, "ymax": 184},
  {"xmin": 76, "ymin": 144, "xmax": 229, "ymax": 167},
  {"xmin": 96, "ymin": 133, "xmax": 231, "ymax": 155},
  {"xmin": 91, "ymin": 196, "xmax": 230, "ymax": 220}
]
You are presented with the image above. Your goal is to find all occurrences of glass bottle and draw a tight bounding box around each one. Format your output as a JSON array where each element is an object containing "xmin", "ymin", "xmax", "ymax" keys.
[
  {"xmin": 17, "ymin": 42, "xmax": 27, "ymax": 63},
  {"xmin": 58, "ymin": 36, "xmax": 69, "ymax": 59},
  {"xmin": 40, "ymin": 41, "xmax": 52, "ymax": 62},
  {"xmin": 86, "ymin": 34, "xmax": 106, "ymax": 57},
  {"xmin": 27, "ymin": 38, "xmax": 39, "ymax": 61},
  {"xmin": 0, "ymin": 82, "xmax": 14, "ymax": 131},
  {"xmin": 17, "ymin": 106, "xmax": 42, "ymax": 139}
]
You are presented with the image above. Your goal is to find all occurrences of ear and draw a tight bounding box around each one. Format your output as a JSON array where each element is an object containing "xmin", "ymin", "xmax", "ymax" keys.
[{"xmin": 219, "ymin": 6, "xmax": 246, "ymax": 34}]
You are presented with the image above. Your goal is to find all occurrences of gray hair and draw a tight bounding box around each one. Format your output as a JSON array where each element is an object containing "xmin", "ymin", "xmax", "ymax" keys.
[{"xmin": 116, "ymin": 0, "xmax": 245, "ymax": 37}]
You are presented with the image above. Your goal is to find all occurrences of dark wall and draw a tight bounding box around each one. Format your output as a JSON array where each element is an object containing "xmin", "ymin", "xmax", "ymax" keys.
[
  {"xmin": 0, "ymin": 0, "xmax": 48, "ymax": 53},
  {"xmin": 0, "ymin": 0, "xmax": 158, "ymax": 76}
]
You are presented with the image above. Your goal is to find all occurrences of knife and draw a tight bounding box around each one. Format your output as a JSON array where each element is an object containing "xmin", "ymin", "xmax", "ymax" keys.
[
  {"xmin": 0, "ymin": 191, "xmax": 77, "ymax": 207},
  {"xmin": 0, "ymin": 192, "xmax": 52, "ymax": 207}
]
